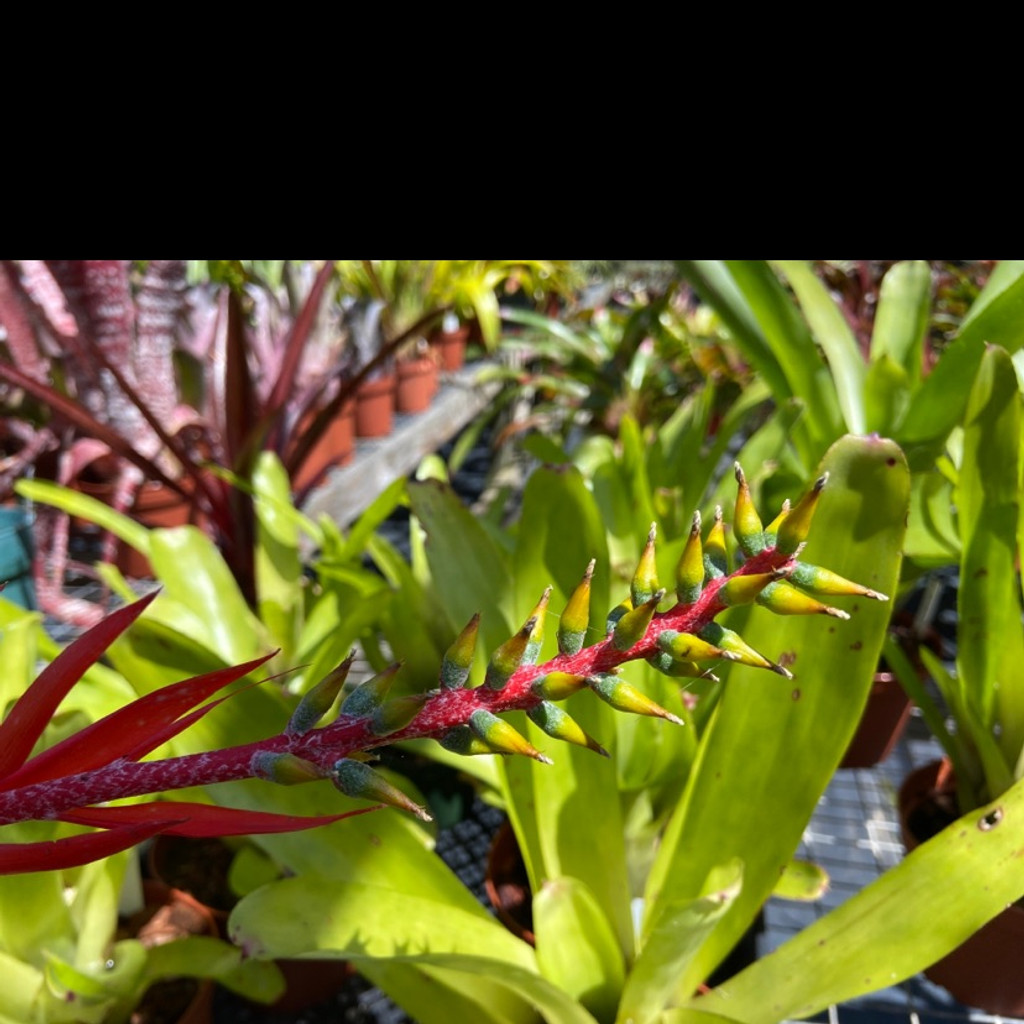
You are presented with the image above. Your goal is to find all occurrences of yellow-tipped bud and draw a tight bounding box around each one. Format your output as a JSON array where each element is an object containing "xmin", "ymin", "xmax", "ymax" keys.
[
  {"xmin": 485, "ymin": 619, "xmax": 536, "ymax": 690},
  {"xmin": 287, "ymin": 651, "xmax": 356, "ymax": 735},
  {"xmin": 764, "ymin": 499, "xmax": 791, "ymax": 545},
  {"xmin": 440, "ymin": 725, "xmax": 502, "ymax": 756},
  {"xmin": 631, "ymin": 523, "xmax": 660, "ymax": 606},
  {"xmin": 733, "ymin": 463, "xmax": 765, "ymax": 556},
  {"xmin": 703, "ymin": 506, "xmax": 729, "ymax": 578},
  {"xmin": 647, "ymin": 651, "xmax": 720, "ymax": 682},
  {"xmin": 370, "ymin": 693, "xmax": 428, "ymax": 736},
  {"xmin": 469, "ymin": 709, "xmax": 552, "ymax": 763},
  {"xmin": 340, "ymin": 662, "xmax": 402, "ymax": 718},
  {"xmin": 718, "ymin": 570, "xmax": 788, "ymax": 607},
  {"xmin": 675, "ymin": 510, "xmax": 704, "ymax": 605},
  {"xmin": 587, "ymin": 673, "xmax": 683, "ymax": 725},
  {"xmin": 332, "ymin": 758, "xmax": 431, "ymax": 821},
  {"xmin": 251, "ymin": 751, "xmax": 326, "ymax": 785},
  {"xmin": 559, "ymin": 559, "xmax": 595, "ymax": 656},
  {"xmin": 776, "ymin": 473, "xmax": 828, "ymax": 555},
  {"xmin": 531, "ymin": 671, "xmax": 589, "ymax": 701},
  {"xmin": 757, "ymin": 579, "xmax": 851, "ymax": 619},
  {"xmin": 440, "ymin": 613, "xmax": 480, "ymax": 689},
  {"xmin": 605, "ymin": 596, "xmax": 633, "ymax": 635},
  {"xmin": 790, "ymin": 561, "xmax": 889, "ymax": 601},
  {"xmin": 699, "ymin": 622, "xmax": 792, "ymax": 678},
  {"xmin": 611, "ymin": 590, "xmax": 664, "ymax": 651},
  {"xmin": 523, "ymin": 587, "xmax": 552, "ymax": 665},
  {"xmin": 656, "ymin": 629, "xmax": 734, "ymax": 663},
  {"xmin": 528, "ymin": 702, "xmax": 608, "ymax": 757}
]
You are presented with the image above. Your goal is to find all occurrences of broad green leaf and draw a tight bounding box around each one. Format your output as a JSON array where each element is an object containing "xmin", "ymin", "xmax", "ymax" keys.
[
  {"xmin": 142, "ymin": 935, "xmax": 284, "ymax": 1002},
  {"xmin": 14, "ymin": 480, "xmax": 150, "ymax": 557},
  {"xmin": 0, "ymin": 948, "xmax": 40, "ymax": 1020},
  {"xmin": 903, "ymin": 471, "xmax": 959, "ymax": 568},
  {"xmin": 900, "ymin": 262, "xmax": 1024, "ymax": 452},
  {"xmin": 534, "ymin": 877, "xmax": 625, "ymax": 1023},
  {"xmin": 774, "ymin": 260, "xmax": 865, "ymax": 434},
  {"xmin": 689, "ymin": 773, "xmax": 1024, "ymax": 1023},
  {"xmin": 870, "ymin": 260, "xmax": 931, "ymax": 388},
  {"xmin": 644, "ymin": 435, "xmax": 908, "ymax": 996},
  {"xmin": 407, "ymin": 480, "xmax": 514, "ymax": 648},
  {"xmin": 956, "ymin": 344, "xmax": 1023, "ymax": 796},
  {"xmin": 147, "ymin": 527, "xmax": 266, "ymax": 664},
  {"xmin": 253, "ymin": 452, "xmax": 302, "ymax": 663},
  {"xmin": 359, "ymin": 959, "xmax": 543, "ymax": 1024},
  {"xmin": 620, "ymin": 861, "xmax": 741, "ymax": 1024},
  {"xmin": 230, "ymin": 876, "xmax": 535, "ymax": 969},
  {"xmin": 862, "ymin": 354, "xmax": 911, "ymax": 436}
]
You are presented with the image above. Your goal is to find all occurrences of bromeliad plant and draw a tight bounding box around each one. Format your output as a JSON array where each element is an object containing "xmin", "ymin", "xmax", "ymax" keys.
[{"xmin": 1, "ymin": 461, "xmax": 873, "ymax": 874}]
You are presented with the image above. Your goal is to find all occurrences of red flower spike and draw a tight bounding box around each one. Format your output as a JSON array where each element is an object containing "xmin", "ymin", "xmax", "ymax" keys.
[
  {"xmin": 0, "ymin": 819, "xmax": 177, "ymax": 875},
  {"xmin": 0, "ymin": 651, "xmax": 277, "ymax": 792},
  {"xmin": 0, "ymin": 591, "xmax": 159, "ymax": 779},
  {"xmin": 58, "ymin": 801, "xmax": 375, "ymax": 838}
]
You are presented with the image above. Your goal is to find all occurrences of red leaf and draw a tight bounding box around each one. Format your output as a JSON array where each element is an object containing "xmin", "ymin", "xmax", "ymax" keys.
[
  {"xmin": 0, "ymin": 592, "xmax": 159, "ymax": 779},
  {"xmin": 0, "ymin": 819, "xmax": 176, "ymax": 875},
  {"xmin": 0, "ymin": 652, "xmax": 276, "ymax": 791},
  {"xmin": 59, "ymin": 800, "xmax": 378, "ymax": 838}
]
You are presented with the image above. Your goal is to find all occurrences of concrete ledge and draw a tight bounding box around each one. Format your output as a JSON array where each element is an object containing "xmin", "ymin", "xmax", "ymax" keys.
[{"xmin": 301, "ymin": 364, "xmax": 500, "ymax": 526}]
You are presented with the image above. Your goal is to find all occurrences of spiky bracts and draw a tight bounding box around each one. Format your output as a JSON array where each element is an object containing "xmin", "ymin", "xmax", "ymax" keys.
[{"xmin": 0, "ymin": 465, "xmax": 886, "ymax": 866}]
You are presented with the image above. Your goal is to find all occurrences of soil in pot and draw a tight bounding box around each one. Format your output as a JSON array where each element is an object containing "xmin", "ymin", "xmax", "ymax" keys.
[{"xmin": 899, "ymin": 759, "xmax": 1024, "ymax": 1016}]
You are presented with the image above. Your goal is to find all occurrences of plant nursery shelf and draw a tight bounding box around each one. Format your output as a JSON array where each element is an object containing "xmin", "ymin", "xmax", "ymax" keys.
[{"xmin": 302, "ymin": 365, "xmax": 498, "ymax": 527}]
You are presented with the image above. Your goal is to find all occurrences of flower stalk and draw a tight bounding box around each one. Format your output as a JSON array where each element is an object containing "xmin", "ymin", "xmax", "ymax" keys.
[{"xmin": 0, "ymin": 466, "xmax": 885, "ymax": 872}]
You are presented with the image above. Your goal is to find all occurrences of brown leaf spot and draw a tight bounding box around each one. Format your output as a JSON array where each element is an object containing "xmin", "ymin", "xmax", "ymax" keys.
[
  {"xmin": 791, "ymin": 689, "xmax": 801, "ymax": 702},
  {"xmin": 778, "ymin": 650, "xmax": 797, "ymax": 668},
  {"xmin": 850, "ymin": 640, "xmax": 863, "ymax": 651}
]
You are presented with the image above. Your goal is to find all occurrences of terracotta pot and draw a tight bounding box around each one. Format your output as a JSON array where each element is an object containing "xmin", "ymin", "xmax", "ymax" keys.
[
  {"xmin": 431, "ymin": 326, "xmax": 469, "ymax": 372},
  {"xmin": 840, "ymin": 671, "xmax": 912, "ymax": 768},
  {"xmin": 74, "ymin": 477, "xmax": 195, "ymax": 578},
  {"xmin": 290, "ymin": 400, "xmax": 356, "ymax": 492},
  {"xmin": 899, "ymin": 759, "xmax": 1024, "ymax": 1015},
  {"xmin": 355, "ymin": 374, "xmax": 396, "ymax": 438},
  {"xmin": 120, "ymin": 880, "xmax": 218, "ymax": 1024},
  {"xmin": 485, "ymin": 820, "xmax": 535, "ymax": 944},
  {"xmin": 396, "ymin": 355, "xmax": 439, "ymax": 414}
]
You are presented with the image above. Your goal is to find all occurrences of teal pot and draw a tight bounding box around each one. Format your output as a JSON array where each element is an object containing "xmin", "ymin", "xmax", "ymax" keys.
[{"xmin": 0, "ymin": 504, "xmax": 36, "ymax": 609}]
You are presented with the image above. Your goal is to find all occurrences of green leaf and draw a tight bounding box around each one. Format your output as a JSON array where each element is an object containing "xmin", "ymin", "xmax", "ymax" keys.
[
  {"xmin": 688, "ymin": 773, "xmax": 1024, "ymax": 1023},
  {"xmin": 773, "ymin": 260, "xmax": 865, "ymax": 434},
  {"xmin": 870, "ymin": 260, "xmax": 931, "ymax": 388},
  {"xmin": 14, "ymin": 479, "xmax": 150, "ymax": 557},
  {"xmin": 253, "ymin": 452, "xmax": 303, "ymax": 664},
  {"xmin": 955, "ymin": 343, "xmax": 1023, "ymax": 801},
  {"xmin": 899, "ymin": 262, "xmax": 1024, "ymax": 451},
  {"xmin": 619, "ymin": 861, "xmax": 741, "ymax": 1024},
  {"xmin": 643, "ymin": 435, "xmax": 909, "ymax": 997},
  {"xmin": 862, "ymin": 354, "xmax": 911, "ymax": 436},
  {"xmin": 534, "ymin": 877, "xmax": 625, "ymax": 1023}
]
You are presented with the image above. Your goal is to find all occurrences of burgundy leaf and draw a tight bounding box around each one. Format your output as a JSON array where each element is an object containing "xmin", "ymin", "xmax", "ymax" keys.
[
  {"xmin": 0, "ymin": 819, "xmax": 177, "ymax": 875},
  {"xmin": 0, "ymin": 652, "xmax": 276, "ymax": 791},
  {"xmin": 59, "ymin": 800, "xmax": 377, "ymax": 838},
  {"xmin": 0, "ymin": 592, "xmax": 159, "ymax": 779}
]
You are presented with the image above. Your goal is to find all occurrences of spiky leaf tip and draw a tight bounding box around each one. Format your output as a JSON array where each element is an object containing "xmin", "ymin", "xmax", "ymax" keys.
[
  {"xmin": 287, "ymin": 651, "xmax": 356, "ymax": 736},
  {"xmin": 440, "ymin": 613, "xmax": 480, "ymax": 689},
  {"xmin": 559, "ymin": 559, "xmax": 595, "ymax": 656},
  {"xmin": 733, "ymin": 463, "xmax": 765, "ymax": 556},
  {"xmin": 631, "ymin": 523, "xmax": 659, "ymax": 606},
  {"xmin": 332, "ymin": 758, "xmax": 431, "ymax": 821}
]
